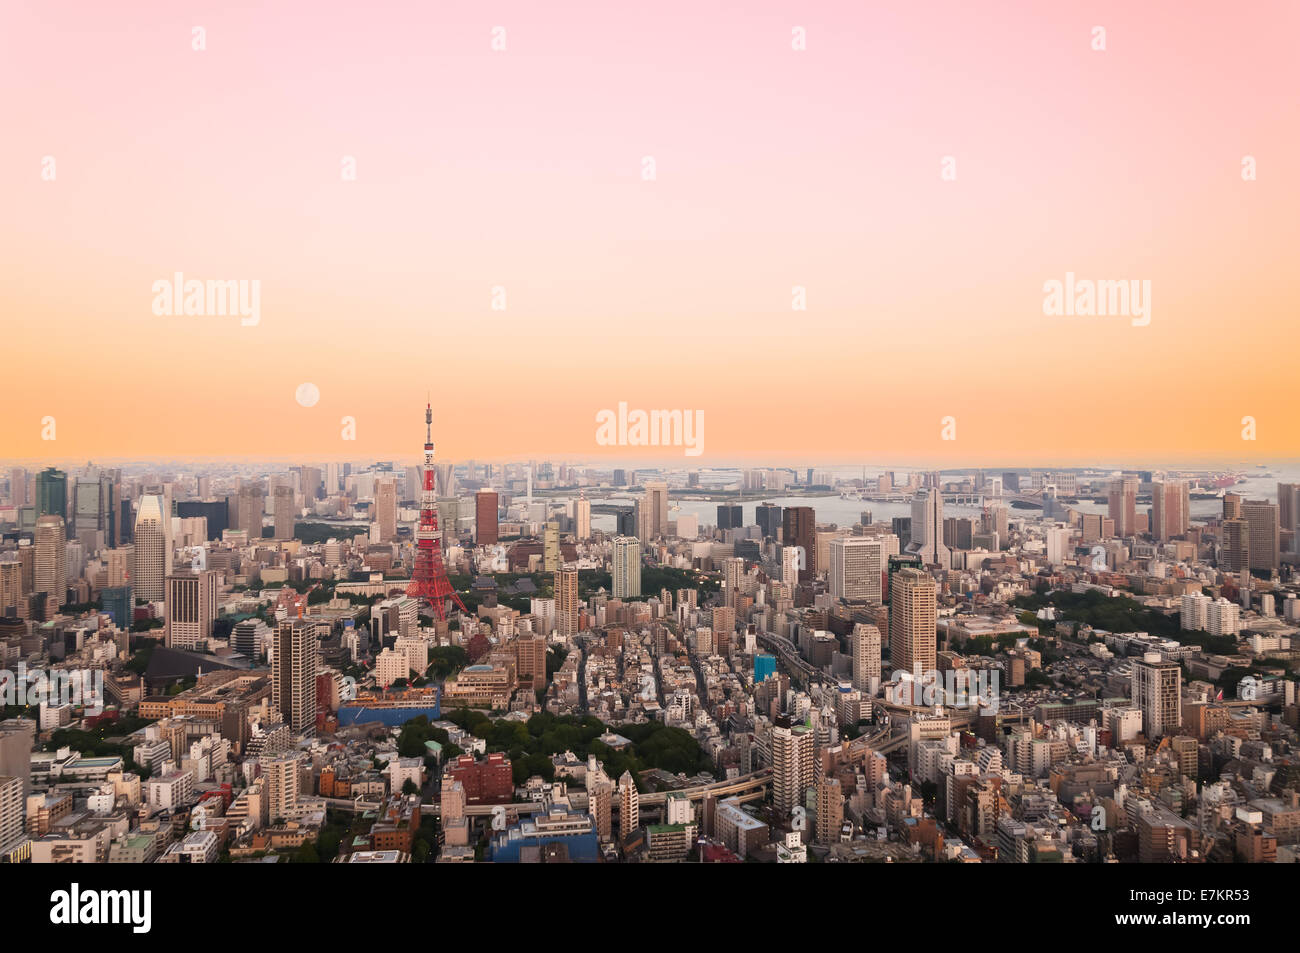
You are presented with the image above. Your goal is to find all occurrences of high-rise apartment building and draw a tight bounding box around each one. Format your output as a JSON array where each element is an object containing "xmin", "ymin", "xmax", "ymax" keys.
[
  {"xmin": 1221, "ymin": 519, "xmax": 1250, "ymax": 573},
  {"xmin": 771, "ymin": 714, "xmax": 814, "ymax": 817},
  {"xmin": 1151, "ymin": 479, "xmax": 1189, "ymax": 541},
  {"xmin": 1108, "ymin": 476, "xmax": 1138, "ymax": 537},
  {"xmin": 851, "ymin": 623, "xmax": 882, "ymax": 695},
  {"xmin": 617, "ymin": 770, "xmax": 639, "ymax": 841},
  {"xmin": 543, "ymin": 521, "xmax": 560, "ymax": 573},
  {"xmin": 576, "ymin": 492, "xmax": 591, "ymax": 541},
  {"xmin": 889, "ymin": 568, "xmax": 936, "ymax": 676},
  {"xmin": 272, "ymin": 620, "xmax": 317, "ymax": 736},
  {"xmin": 612, "ymin": 536, "xmax": 641, "ymax": 599},
  {"xmin": 555, "ymin": 566, "xmax": 579, "ymax": 637},
  {"xmin": 1132, "ymin": 652, "xmax": 1181, "ymax": 738}
]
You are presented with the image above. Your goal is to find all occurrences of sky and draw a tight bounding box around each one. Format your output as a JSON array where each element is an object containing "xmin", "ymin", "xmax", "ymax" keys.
[{"xmin": 2, "ymin": 0, "xmax": 1298, "ymax": 467}]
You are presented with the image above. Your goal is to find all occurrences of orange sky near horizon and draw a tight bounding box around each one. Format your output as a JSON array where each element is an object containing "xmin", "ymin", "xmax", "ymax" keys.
[{"xmin": 2, "ymin": 0, "xmax": 1297, "ymax": 467}]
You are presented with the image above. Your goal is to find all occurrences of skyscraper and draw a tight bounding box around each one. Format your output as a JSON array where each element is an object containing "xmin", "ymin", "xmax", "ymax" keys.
[
  {"xmin": 829, "ymin": 537, "xmax": 884, "ymax": 603},
  {"xmin": 1241, "ymin": 500, "xmax": 1279, "ymax": 573},
  {"xmin": 272, "ymin": 619, "xmax": 317, "ymax": 736},
  {"xmin": 1108, "ymin": 476, "xmax": 1138, "ymax": 538},
  {"xmin": 1151, "ymin": 479, "xmax": 1189, "ymax": 541},
  {"xmin": 238, "ymin": 483, "xmax": 265, "ymax": 539},
  {"xmin": 34, "ymin": 515, "xmax": 67, "ymax": 608},
  {"xmin": 273, "ymin": 484, "xmax": 296, "ymax": 540},
  {"xmin": 374, "ymin": 479, "xmax": 397, "ymax": 542},
  {"xmin": 716, "ymin": 503, "xmax": 743, "ymax": 531},
  {"xmin": 617, "ymin": 770, "xmax": 639, "ymax": 841},
  {"xmin": 907, "ymin": 488, "xmax": 949, "ymax": 569},
  {"xmin": 576, "ymin": 491, "xmax": 591, "ymax": 541},
  {"xmin": 644, "ymin": 481, "xmax": 669, "ymax": 538},
  {"xmin": 782, "ymin": 506, "xmax": 816, "ymax": 583},
  {"xmin": 1132, "ymin": 652, "xmax": 1181, "ymax": 738},
  {"xmin": 132, "ymin": 493, "xmax": 171, "ymax": 602},
  {"xmin": 555, "ymin": 566, "xmax": 579, "ymax": 637},
  {"xmin": 756, "ymin": 502, "xmax": 783, "ymax": 540},
  {"xmin": 612, "ymin": 536, "xmax": 641, "ymax": 599},
  {"xmin": 1221, "ymin": 519, "xmax": 1250, "ymax": 572},
  {"xmin": 890, "ymin": 568, "xmax": 936, "ymax": 676},
  {"xmin": 164, "ymin": 570, "xmax": 217, "ymax": 650},
  {"xmin": 851, "ymin": 622, "xmax": 882, "ymax": 694},
  {"xmin": 772, "ymin": 713, "xmax": 814, "ymax": 817},
  {"xmin": 35, "ymin": 468, "xmax": 66, "ymax": 521},
  {"xmin": 476, "ymin": 490, "xmax": 499, "ymax": 545}
]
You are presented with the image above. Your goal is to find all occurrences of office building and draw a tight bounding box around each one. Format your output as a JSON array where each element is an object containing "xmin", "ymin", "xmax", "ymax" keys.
[
  {"xmin": 476, "ymin": 490, "xmax": 499, "ymax": 545},
  {"xmin": 164, "ymin": 570, "xmax": 217, "ymax": 651},
  {"xmin": 133, "ymin": 493, "xmax": 171, "ymax": 602}
]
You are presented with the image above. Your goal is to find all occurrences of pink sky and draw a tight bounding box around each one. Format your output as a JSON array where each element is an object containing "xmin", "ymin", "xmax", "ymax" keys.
[{"xmin": 2, "ymin": 0, "xmax": 1298, "ymax": 464}]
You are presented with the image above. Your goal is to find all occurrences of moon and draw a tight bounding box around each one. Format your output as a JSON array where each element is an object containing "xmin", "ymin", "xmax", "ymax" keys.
[{"xmin": 295, "ymin": 382, "xmax": 320, "ymax": 407}]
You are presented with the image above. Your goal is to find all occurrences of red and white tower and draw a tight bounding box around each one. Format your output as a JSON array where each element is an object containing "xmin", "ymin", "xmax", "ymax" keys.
[{"xmin": 407, "ymin": 402, "xmax": 467, "ymax": 621}]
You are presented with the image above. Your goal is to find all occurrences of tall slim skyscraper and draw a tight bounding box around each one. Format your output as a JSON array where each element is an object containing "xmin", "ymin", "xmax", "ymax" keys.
[
  {"xmin": 238, "ymin": 483, "xmax": 265, "ymax": 539},
  {"xmin": 555, "ymin": 566, "xmax": 579, "ymax": 637},
  {"xmin": 772, "ymin": 713, "xmax": 814, "ymax": 817},
  {"xmin": 1108, "ymin": 475, "xmax": 1138, "ymax": 538},
  {"xmin": 575, "ymin": 491, "xmax": 591, "ymax": 541},
  {"xmin": 907, "ymin": 488, "xmax": 949, "ymax": 569},
  {"xmin": 272, "ymin": 619, "xmax": 317, "ymax": 736},
  {"xmin": 273, "ymin": 485, "xmax": 296, "ymax": 540},
  {"xmin": 612, "ymin": 536, "xmax": 641, "ymax": 599},
  {"xmin": 34, "ymin": 515, "xmax": 67, "ymax": 608},
  {"xmin": 851, "ymin": 622, "xmax": 882, "ymax": 694},
  {"xmin": 1151, "ymin": 479, "xmax": 1189, "ymax": 542},
  {"xmin": 1221, "ymin": 519, "xmax": 1250, "ymax": 573},
  {"xmin": 890, "ymin": 567, "xmax": 936, "ymax": 676},
  {"xmin": 617, "ymin": 770, "xmax": 639, "ymax": 841},
  {"xmin": 374, "ymin": 479, "xmax": 397, "ymax": 542},
  {"xmin": 8, "ymin": 468, "xmax": 27, "ymax": 507},
  {"xmin": 782, "ymin": 506, "xmax": 816, "ymax": 583},
  {"xmin": 132, "ymin": 493, "xmax": 170, "ymax": 602},
  {"xmin": 164, "ymin": 570, "xmax": 217, "ymax": 650},
  {"xmin": 476, "ymin": 490, "xmax": 499, "ymax": 545},
  {"xmin": 644, "ymin": 482, "xmax": 669, "ymax": 539}
]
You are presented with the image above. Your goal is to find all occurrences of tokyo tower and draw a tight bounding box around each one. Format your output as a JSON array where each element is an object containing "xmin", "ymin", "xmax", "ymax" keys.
[{"xmin": 407, "ymin": 402, "xmax": 467, "ymax": 621}]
